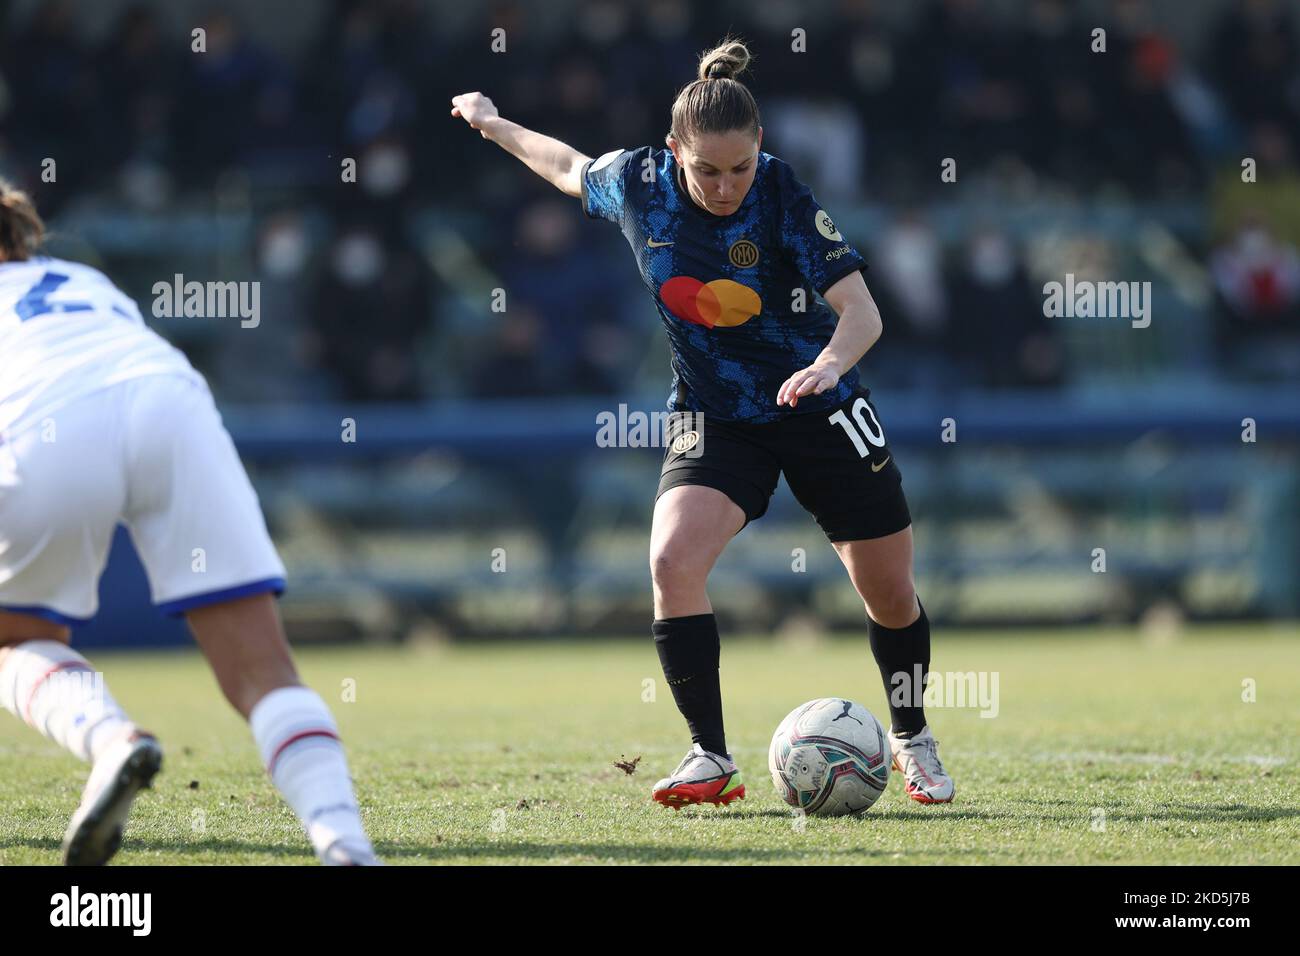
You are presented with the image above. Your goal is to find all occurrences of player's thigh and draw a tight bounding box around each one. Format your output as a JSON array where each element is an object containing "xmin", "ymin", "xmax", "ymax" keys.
[
  {"xmin": 780, "ymin": 388, "xmax": 912, "ymax": 544},
  {"xmin": 650, "ymin": 484, "xmax": 745, "ymax": 581},
  {"xmin": 651, "ymin": 412, "xmax": 777, "ymax": 579},
  {"xmin": 653, "ymin": 411, "xmax": 779, "ymax": 549},
  {"xmin": 121, "ymin": 375, "xmax": 285, "ymax": 612},
  {"xmin": 831, "ymin": 526, "xmax": 918, "ymax": 627},
  {"xmin": 0, "ymin": 395, "xmax": 128, "ymax": 626}
]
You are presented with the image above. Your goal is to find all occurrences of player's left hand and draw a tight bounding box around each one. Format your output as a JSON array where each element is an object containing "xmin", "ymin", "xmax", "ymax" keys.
[{"xmin": 777, "ymin": 361, "xmax": 840, "ymax": 408}]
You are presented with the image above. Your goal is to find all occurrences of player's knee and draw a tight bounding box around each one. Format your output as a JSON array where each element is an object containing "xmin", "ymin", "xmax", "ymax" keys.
[
  {"xmin": 866, "ymin": 584, "xmax": 918, "ymax": 629},
  {"xmin": 0, "ymin": 612, "xmax": 70, "ymax": 647},
  {"xmin": 649, "ymin": 546, "xmax": 708, "ymax": 596}
]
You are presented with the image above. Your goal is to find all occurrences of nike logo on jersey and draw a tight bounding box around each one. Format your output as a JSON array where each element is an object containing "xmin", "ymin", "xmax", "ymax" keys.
[
  {"xmin": 647, "ymin": 239, "xmax": 675, "ymax": 248},
  {"xmin": 871, "ymin": 456, "xmax": 891, "ymax": 473}
]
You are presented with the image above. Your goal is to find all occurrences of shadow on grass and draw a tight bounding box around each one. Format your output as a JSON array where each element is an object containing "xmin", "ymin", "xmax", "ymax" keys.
[
  {"xmin": 409, "ymin": 840, "xmax": 991, "ymax": 863},
  {"xmin": 0, "ymin": 836, "xmax": 62, "ymax": 852},
  {"xmin": 1017, "ymin": 797, "xmax": 1300, "ymax": 823},
  {"xmin": 0, "ymin": 834, "xmax": 319, "ymax": 861},
  {"xmin": 1, "ymin": 833, "xmax": 993, "ymax": 864},
  {"xmin": 720, "ymin": 806, "xmax": 1014, "ymax": 823}
]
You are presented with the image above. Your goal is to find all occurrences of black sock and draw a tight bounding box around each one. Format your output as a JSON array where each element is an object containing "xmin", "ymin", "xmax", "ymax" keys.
[
  {"xmin": 868, "ymin": 599, "xmax": 931, "ymax": 737},
  {"xmin": 652, "ymin": 613, "xmax": 726, "ymax": 756}
]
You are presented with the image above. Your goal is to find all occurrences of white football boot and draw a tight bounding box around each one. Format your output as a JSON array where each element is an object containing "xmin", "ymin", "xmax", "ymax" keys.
[
  {"xmin": 652, "ymin": 743, "xmax": 745, "ymax": 808},
  {"xmin": 321, "ymin": 837, "xmax": 383, "ymax": 866},
  {"xmin": 63, "ymin": 728, "xmax": 163, "ymax": 865},
  {"xmin": 888, "ymin": 725, "xmax": 954, "ymax": 804}
]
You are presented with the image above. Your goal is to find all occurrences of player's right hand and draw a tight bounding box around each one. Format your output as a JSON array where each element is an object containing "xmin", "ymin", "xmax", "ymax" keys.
[{"xmin": 450, "ymin": 92, "xmax": 499, "ymax": 138}]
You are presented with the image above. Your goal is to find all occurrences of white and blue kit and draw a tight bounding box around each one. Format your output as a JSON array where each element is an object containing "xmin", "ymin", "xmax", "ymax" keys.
[{"xmin": 0, "ymin": 256, "xmax": 284, "ymax": 623}]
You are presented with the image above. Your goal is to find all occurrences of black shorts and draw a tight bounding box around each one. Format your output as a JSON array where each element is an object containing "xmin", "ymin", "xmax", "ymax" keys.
[{"xmin": 655, "ymin": 386, "xmax": 911, "ymax": 542}]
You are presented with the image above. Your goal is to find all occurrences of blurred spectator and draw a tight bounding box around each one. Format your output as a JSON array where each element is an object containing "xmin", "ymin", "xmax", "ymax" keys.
[
  {"xmin": 1099, "ymin": 0, "xmax": 1200, "ymax": 195},
  {"xmin": 469, "ymin": 306, "xmax": 549, "ymax": 398},
  {"xmin": 1210, "ymin": 220, "xmax": 1300, "ymax": 379},
  {"xmin": 867, "ymin": 213, "xmax": 955, "ymax": 390},
  {"xmin": 949, "ymin": 228, "xmax": 1063, "ymax": 388},
  {"xmin": 97, "ymin": 4, "xmax": 178, "ymax": 178},
  {"xmin": 3, "ymin": 0, "xmax": 100, "ymax": 208},
  {"xmin": 494, "ymin": 198, "xmax": 632, "ymax": 394},
  {"xmin": 1213, "ymin": 124, "xmax": 1300, "ymax": 250},
  {"xmin": 917, "ymin": 0, "xmax": 1035, "ymax": 174},
  {"xmin": 1208, "ymin": 0, "xmax": 1299, "ymax": 131},
  {"xmin": 172, "ymin": 10, "xmax": 296, "ymax": 185},
  {"xmin": 213, "ymin": 211, "xmax": 332, "ymax": 403},
  {"xmin": 309, "ymin": 221, "xmax": 432, "ymax": 400}
]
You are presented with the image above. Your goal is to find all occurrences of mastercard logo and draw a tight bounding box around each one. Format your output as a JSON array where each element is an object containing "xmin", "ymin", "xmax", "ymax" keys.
[{"xmin": 660, "ymin": 276, "xmax": 762, "ymax": 329}]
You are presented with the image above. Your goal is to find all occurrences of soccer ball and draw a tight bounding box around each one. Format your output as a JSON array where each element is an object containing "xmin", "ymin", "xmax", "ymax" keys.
[{"xmin": 768, "ymin": 698, "xmax": 890, "ymax": 816}]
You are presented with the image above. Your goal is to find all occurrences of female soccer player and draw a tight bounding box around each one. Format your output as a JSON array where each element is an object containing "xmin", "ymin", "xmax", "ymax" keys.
[
  {"xmin": 0, "ymin": 182, "xmax": 379, "ymax": 864},
  {"xmin": 451, "ymin": 38, "xmax": 954, "ymax": 807}
]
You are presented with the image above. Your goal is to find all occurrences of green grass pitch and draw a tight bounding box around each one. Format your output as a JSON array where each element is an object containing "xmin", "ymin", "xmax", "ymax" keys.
[{"xmin": 1, "ymin": 624, "xmax": 1297, "ymax": 865}]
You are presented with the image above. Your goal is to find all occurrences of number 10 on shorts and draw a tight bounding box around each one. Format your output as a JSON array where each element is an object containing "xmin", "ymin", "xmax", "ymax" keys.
[{"xmin": 828, "ymin": 397, "xmax": 885, "ymax": 457}]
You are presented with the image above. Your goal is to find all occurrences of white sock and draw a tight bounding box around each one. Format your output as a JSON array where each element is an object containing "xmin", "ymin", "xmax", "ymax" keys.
[
  {"xmin": 0, "ymin": 639, "xmax": 134, "ymax": 762},
  {"xmin": 249, "ymin": 685, "xmax": 372, "ymax": 858}
]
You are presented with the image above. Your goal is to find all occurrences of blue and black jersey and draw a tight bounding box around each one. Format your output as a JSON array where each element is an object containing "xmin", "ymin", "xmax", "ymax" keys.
[{"xmin": 580, "ymin": 146, "xmax": 867, "ymax": 423}]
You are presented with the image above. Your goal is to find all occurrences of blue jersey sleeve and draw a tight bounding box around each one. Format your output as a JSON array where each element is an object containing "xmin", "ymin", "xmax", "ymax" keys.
[
  {"xmin": 580, "ymin": 148, "xmax": 637, "ymax": 224},
  {"xmin": 775, "ymin": 160, "xmax": 867, "ymax": 296}
]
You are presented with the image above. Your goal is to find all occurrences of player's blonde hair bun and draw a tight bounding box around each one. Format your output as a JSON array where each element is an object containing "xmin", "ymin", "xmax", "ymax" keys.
[
  {"xmin": 697, "ymin": 39, "xmax": 751, "ymax": 82},
  {"xmin": 668, "ymin": 37, "xmax": 760, "ymax": 148}
]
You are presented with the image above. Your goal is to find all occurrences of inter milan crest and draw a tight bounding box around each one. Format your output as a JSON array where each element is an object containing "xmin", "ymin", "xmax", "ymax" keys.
[{"xmin": 728, "ymin": 239, "xmax": 759, "ymax": 268}]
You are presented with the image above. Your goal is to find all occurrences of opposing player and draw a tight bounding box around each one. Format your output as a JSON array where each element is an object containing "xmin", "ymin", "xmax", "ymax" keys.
[
  {"xmin": 0, "ymin": 182, "xmax": 379, "ymax": 864},
  {"xmin": 452, "ymin": 38, "xmax": 953, "ymax": 807}
]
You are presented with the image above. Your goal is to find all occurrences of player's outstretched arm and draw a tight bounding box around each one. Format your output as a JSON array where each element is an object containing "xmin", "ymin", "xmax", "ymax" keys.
[{"xmin": 451, "ymin": 92, "xmax": 590, "ymax": 199}]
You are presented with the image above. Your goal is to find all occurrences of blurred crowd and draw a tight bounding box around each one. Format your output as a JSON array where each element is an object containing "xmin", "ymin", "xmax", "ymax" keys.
[{"xmin": 1, "ymin": 0, "xmax": 1299, "ymax": 402}]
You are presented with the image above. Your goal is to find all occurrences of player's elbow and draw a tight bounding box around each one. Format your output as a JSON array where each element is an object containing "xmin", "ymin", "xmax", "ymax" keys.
[
  {"xmin": 847, "ymin": 283, "xmax": 883, "ymax": 346},
  {"xmin": 561, "ymin": 153, "xmax": 589, "ymax": 199},
  {"xmin": 829, "ymin": 288, "xmax": 881, "ymax": 344},
  {"xmin": 865, "ymin": 304, "xmax": 883, "ymax": 346}
]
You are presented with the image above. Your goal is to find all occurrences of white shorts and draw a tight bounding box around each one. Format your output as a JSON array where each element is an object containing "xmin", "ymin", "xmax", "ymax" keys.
[{"xmin": 0, "ymin": 374, "xmax": 285, "ymax": 624}]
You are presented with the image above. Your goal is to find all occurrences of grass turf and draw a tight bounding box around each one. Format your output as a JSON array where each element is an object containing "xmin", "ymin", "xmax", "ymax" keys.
[{"xmin": 1, "ymin": 624, "xmax": 1297, "ymax": 865}]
